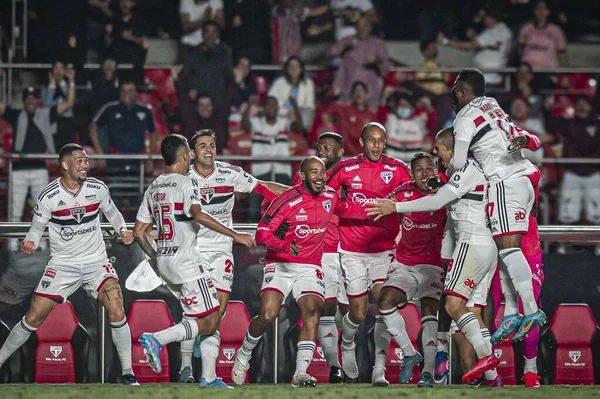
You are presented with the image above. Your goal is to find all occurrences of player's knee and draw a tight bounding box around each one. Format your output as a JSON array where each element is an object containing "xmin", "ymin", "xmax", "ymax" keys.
[
  {"xmin": 24, "ymin": 310, "xmax": 47, "ymax": 328},
  {"xmin": 106, "ymin": 307, "xmax": 125, "ymax": 323},
  {"xmin": 259, "ymin": 306, "xmax": 279, "ymax": 325},
  {"xmin": 321, "ymin": 300, "xmax": 337, "ymax": 317},
  {"xmin": 377, "ymin": 289, "xmax": 403, "ymax": 311},
  {"xmin": 444, "ymin": 298, "xmax": 461, "ymax": 319},
  {"xmin": 349, "ymin": 302, "xmax": 367, "ymax": 323}
]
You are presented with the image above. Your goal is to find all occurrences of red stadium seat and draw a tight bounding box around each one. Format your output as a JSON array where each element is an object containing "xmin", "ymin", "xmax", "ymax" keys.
[
  {"xmin": 216, "ymin": 301, "xmax": 252, "ymax": 383},
  {"xmin": 127, "ymin": 300, "xmax": 174, "ymax": 383},
  {"xmin": 33, "ymin": 302, "xmax": 90, "ymax": 383},
  {"xmin": 550, "ymin": 303, "xmax": 598, "ymax": 385},
  {"xmin": 493, "ymin": 304, "xmax": 517, "ymax": 385},
  {"xmin": 384, "ymin": 303, "xmax": 422, "ymax": 384}
]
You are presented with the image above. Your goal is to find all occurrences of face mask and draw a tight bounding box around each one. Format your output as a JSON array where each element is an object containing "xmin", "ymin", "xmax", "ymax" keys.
[{"xmin": 397, "ymin": 107, "xmax": 413, "ymax": 119}]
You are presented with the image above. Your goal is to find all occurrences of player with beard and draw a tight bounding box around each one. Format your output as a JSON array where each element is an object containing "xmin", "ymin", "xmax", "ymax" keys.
[{"xmin": 231, "ymin": 157, "xmax": 367, "ymax": 387}]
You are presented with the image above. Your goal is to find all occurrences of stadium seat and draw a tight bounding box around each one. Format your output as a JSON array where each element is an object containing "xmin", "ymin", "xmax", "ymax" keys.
[
  {"xmin": 215, "ymin": 301, "xmax": 252, "ymax": 384},
  {"xmin": 127, "ymin": 300, "xmax": 175, "ymax": 383},
  {"xmin": 30, "ymin": 302, "xmax": 90, "ymax": 383},
  {"xmin": 493, "ymin": 304, "xmax": 517, "ymax": 385}
]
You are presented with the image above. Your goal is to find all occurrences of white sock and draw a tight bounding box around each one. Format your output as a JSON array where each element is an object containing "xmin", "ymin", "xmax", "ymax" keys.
[
  {"xmin": 437, "ymin": 331, "xmax": 450, "ymax": 353},
  {"xmin": 0, "ymin": 317, "xmax": 36, "ymax": 367},
  {"xmin": 154, "ymin": 318, "xmax": 198, "ymax": 346},
  {"xmin": 524, "ymin": 356, "xmax": 537, "ymax": 374},
  {"xmin": 341, "ymin": 313, "xmax": 360, "ymax": 348},
  {"xmin": 239, "ymin": 331, "xmax": 262, "ymax": 361},
  {"xmin": 200, "ymin": 331, "xmax": 220, "ymax": 382},
  {"xmin": 374, "ymin": 315, "xmax": 391, "ymax": 369},
  {"xmin": 421, "ymin": 316, "xmax": 437, "ymax": 375},
  {"xmin": 379, "ymin": 308, "xmax": 416, "ymax": 357},
  {"xmin": 499, "ymin": 263, "xmax": 519, "ymax": 315},
  {"xmin": 180, "ymin": 338, "xmax": 194, "ymax": 370},
  {"xmin": 318, "ymin": 316, "xmax": 340, "ymax": 368},
  {"xmin": 295, "ymin": 341, "xmax": 316, "ymax": 376},
  {"xmin": 456, "ymin": 313, "xmax": 489, "ymax": 358},
  {"xmin": 110, "ymin": 318, "xmax": 133, "ymax": 376},
  {"xmin": 499, "ymin": 248, "xmax": 538, "ymax": 315},
  {"xmin": 481, "ymin": 328, "xmax": 498, "ymax": 380}
]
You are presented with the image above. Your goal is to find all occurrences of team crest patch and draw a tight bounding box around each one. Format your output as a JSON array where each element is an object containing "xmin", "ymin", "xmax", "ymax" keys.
[
  {"xmin": 322, "ymin": 200, "xmax": 331, "ymax": 212},
  {"xmin": 394, "ymin": 348, "xmax": 403, "ymax": 360},
  {"xmin": 223, "ymin": 348, "xmax": 235, "ymax": 360},
  {"xmin": 380, "ymin": 171, "xmax": 393, "ymax": 184},
  {"xmin": 200, "ymin": 188, "xmax": 215, "ymax": 203},
  {"xmin": 50, "ymin": 346, "xmax": 62, "ymax": 358},
  {"xmin": 70, "ymin": 207, "xmax": 85, "ymax": 223},
  {"xmin": 569, "ymin": 351, "xmax": 581, "ymax": 363},
  {"xmin": 316, "ymin": 347, "xmax": 324, "ymax": 358}
]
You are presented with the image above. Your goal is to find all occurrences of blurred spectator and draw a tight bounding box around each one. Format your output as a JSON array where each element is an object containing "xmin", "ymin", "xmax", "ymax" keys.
[
  {"xmin": 91, "ymin": 58, "xmax": 120, "ymax": 115},
  {"xmin": 416, "ymin": 0, "xmax": 459, "ymax": 42},
  {"xmin": 268, "ymin": 56, "xmax": 315, "ymax": 130},
  {"xmin": 272, "ymin": 0, "xmax": 305, "ymax": 63},
  {"xmin": 509, "ymin": 96, "xmax": 549, "ymax": 163},
  {"xmin": 299, "ymin": 0, "xmax": 334, "ymax": 64},
  {"xmin": 510, "ymin": 61, "xmax": 548, "ymax": 122},
  {"xmin": 321, "ymin": 81, "xmax": 377, "ymax": 156},
  {"xmin": 414, "ymin": 40, "xmax": 449, "ymax": 95},
  {"xmin": 172, "ymin": 66, "xmax": 234, "ymax": 151},
  {"xmin": 0, "ymin": 82, "xmax": 74, "ymax": 228},
  {"xmin": 438, "ymin": 5, "xmax": 512, "ymax": 89},
  {"xmin": 330, "ymin": 0, "xmax": 378, "ymax": 41},
  {"xmin": 518, "ymin": 0, "xmax": 568, "ymax": 68},
  {"xmin": 225, "ymin": 0, "xmax": 272, "ymax": 64},
  {"xmin": 378, "ymin": 87, "xmax": 436, "ymax": 162},
  {"xmin": 181, "ymin": 20, "xmax": 233, "ymax": 111},
  {"xmin": 87, "ymin": 0, "xmax": 114, "ymax": 63},
  {"xmin": 89, "ymin": 81, "xmax": 156, "ymax": 173},
  {"xmin": 329, "ymin": 16, "xmax": 390, "ymax": 103},
  {"xmin": 179, "ymin": 0, "xmax": 224, "ymax": 63},
  {"xmin": 41, "ymin": 61, "xmax": 77, "ymax": 149},
  {"xmin": 232, "ymin": 57, "xmax": 258, "ymax": 112},
  {"xmin": 105, "ymin": 0, "xmax": 150, "ymax": 86}
]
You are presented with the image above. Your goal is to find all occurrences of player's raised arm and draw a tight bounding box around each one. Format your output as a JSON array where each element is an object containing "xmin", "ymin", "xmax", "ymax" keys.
[
  {"xmin": 22, "ymin": 196, "xmax": 51, "ymax": 254},
  {"xmin": 366, "ymin": 186, "xmax": 459, "ymax": 220},
  {"xmin": 449, "ymin": 117, "xmax": 472, "ymax": 173}
]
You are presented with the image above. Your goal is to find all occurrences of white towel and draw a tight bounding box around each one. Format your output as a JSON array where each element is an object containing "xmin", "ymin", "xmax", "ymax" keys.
[{"xmin": 125, "ymin": 258, "xmax": 163, "ymax": 292}]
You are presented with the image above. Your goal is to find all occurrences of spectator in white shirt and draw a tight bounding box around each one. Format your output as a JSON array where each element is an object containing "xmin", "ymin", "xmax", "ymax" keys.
[
  {"xmin": 330, "ymin": 0, "xmax": 378, "ymax": 41},
  {"xmin": 179, "ymin": 0, "xmax": 224, "ymax": 62},
  {"xmin": 510, "ymin": 96, "xmax": 549, "ymax": 164}
]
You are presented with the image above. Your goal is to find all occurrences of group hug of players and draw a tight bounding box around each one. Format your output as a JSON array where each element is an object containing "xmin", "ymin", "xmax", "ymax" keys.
[{"xmin": 0, "ymin": 68, "xmax": 545, "ymax": 389}]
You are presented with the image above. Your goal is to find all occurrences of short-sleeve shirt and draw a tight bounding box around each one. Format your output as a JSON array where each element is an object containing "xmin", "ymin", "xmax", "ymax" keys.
[
  {"xmin": 331, "ymin": 0, "xmax": 374, "ymax": 40},
  {"xmin": 519, "ymin": 23, "xmax": 567, "ymax": 69},
  {"xmin": 93, "ymin": 101, "xmax": 155, "ymax": 154},
  {"xmin": 250, "ymin": 116, "xmax": 291, "ymax": 177},
  {"xmin": 473, "ymin": 22, "xmax": 513, "ymax": 85},
  {"xmin": 180, "ymin": 0, "xmax": 224, "ymax": 46}
]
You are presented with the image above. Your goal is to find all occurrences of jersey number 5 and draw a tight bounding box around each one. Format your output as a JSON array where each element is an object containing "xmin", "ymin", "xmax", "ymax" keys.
[{"xmin": 153, "ymin": 204, "xmax": 174, "ymax": 241}]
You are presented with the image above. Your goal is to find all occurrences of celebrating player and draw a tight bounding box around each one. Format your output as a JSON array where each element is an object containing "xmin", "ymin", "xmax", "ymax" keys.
[
  {"xmin": 0, "ymin": 144, "xmax": 139, "ymax": 385},
  {"xmin": 230, "ymin": 156, "xmax": 366, "ymax": 387},
  {"xmin": 133, "ymin": 135, "xmax": 255, "ymax": 379}
]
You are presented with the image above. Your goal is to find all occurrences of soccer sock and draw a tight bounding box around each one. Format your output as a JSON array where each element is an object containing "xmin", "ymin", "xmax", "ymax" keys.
[
  {"xmin": 200, "ymin": 331, "xmax": 220, "ymax": 382},
  {"xmin": 456, "ymin": 313, "xmax": 489, "ymax": 358},
  {"xmin": 522, "ymin": 325, "xmax": 540, "ymax": 365},
  {"xmin": 524, "ymin": 356, "xmax": 538, "ymax": 374},
  {"xmin": 379, "ymin": 308, "xmax": 416, "ymax": 357},
  {"xmin": 0, "ymin": 317, "xmax": 36, "ymax": 367},
  {"xmin": 110, "ymin": 317, "xmax": 134, "ymax": 376},
  {"xmin": 154, "ymin": 317, "xmax": 198, "ymax": 346},
  {"xmin": 180, "ymin": 338, "xmax": 194, "ymax": 370},
  {"xmin": 341, "ymin": 313, "xmax": 360, "ymax": 348},
  {"xmin": 499, "ymin": 262, "xmax": 519, "ymax": 315},
  {"xmin": 437, "ymin": 331, "xmax": 450, "ymax": 353},
  {"xmin": 481, "ymin": 328, "xmax": 498, "ymax": 380},
  {"xmin": 318, "ymin": 316, "xmax": 340, "ymax": 368},
  {"xmin": 421, "ymin": 316, "xmax": 438, "ymax": 375},
  {"xmin": 239, "ymin": 331, "xmax": 262, "ymax": 361},
  {"xmin": 374, "ymin": 315, "xmax": 391, "ymax": 369},
  {"xmin": 499, "ymin": 248, "xmax": 538, "ymax": 315},
  {"xmin": 295, "ymin": 341, "xmax": 316, "ymax": 376}
]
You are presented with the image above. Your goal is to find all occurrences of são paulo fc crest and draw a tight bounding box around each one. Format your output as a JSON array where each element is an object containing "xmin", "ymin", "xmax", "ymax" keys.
[
  {"xmin": 380, "ymin": 171, "xmax": 393, "ymax": 184},
  {"xmin": 394, "ymin": 348, "xmax": 403, "ymax": 360},
  {"xmin": 70, "ymin": 207, "xmax": 85, "ymax": 223},
  {"xmin": 569, "ymin": 351, "xmax": 581, "ymax": 363},
  {"xmin": 200, "ymin": 188, "xmax": 215, "ymax": 203},
  {"xmin": 223, "ymin": 348, "xmax": 235, "ymax": 360},
  {"xmin": 316, "ymin": 347, "xmax": 324, "ymax": 358},
  {"xmin": 50, "ymin": 346, "xmax": 63, "ymax": 358},
  {"xmin": 322, "ymin": 200, "xmax": 331, "ymax": 212}
]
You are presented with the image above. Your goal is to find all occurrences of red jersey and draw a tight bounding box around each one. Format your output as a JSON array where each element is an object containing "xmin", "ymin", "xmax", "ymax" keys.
[
  {"xmin": 394, "ymin": 182, "xmax": 447, "ymax": 267},
  {"xmin": 327, "ymin": 154, "xmax": 412, "ymax": 254},
  {"xmin": 256, "ymin": 184, "xmax": 365, "ymax": 266}
]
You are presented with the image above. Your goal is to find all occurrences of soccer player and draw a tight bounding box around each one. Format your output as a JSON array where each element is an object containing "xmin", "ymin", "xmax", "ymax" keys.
[
  {"xmin": 449, "ymin": 68, "xmax": 546, "ymax": 342},
  {"xmin": 230, "ymin": 156, "xmax": 366, "ymax": 387},
  {"xmin": 367, "ymin": 128, "xmax": 501, "ymax": 384},
  {"xmin": 0, "ymin": 143, "xmax": 139, "ymax": 385},
  {"xmin": 178, "ymin": 129, "xmax": 286, "ymax": 385},
  {"xmin": 326, "ymin": 122, "xmax": 412, "ymax": 385},
  {"xmin": 133, "ymin": 134, "xmax": 256, "ymax": 379},
  {"xmin": 374, "ymin": 152, "xmax": 446, "ymax": 387}
]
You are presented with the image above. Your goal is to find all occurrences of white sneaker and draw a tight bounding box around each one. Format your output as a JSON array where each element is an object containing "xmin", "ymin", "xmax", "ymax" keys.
[
  {"xmin": 231, "ymin": 355, "xmax": 250, "ymax": 385},
  {"xmin": 341, "ymin": 340, "xmax": 359, "ymax": 380},
  {"xmin": 291, "ymin": 373, "xmax": 317, "ymax": 387},
  {"xmin": 372, "ymin": 366, "xmax": 389, "ymax": 387}
]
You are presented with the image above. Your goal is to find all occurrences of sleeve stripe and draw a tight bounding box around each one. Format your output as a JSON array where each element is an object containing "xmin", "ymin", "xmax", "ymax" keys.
[
  {"xmin": 37, "ymin": 181, "xmax": 60, "ymax": 201},
  {"xmin": 263, "ymin": 188, "xmax": 301, "ymax": 220},
  {"xmin": 327, "ymin": 160, "xmax": 359, "ymax": 183},
  {"xmin": 92, "ymin": 101, "xmax": 119, "ymax": 122}
]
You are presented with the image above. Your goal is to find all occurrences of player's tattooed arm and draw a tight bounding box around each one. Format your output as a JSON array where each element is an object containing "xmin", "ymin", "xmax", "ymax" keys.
[{"xmin": 133, "ymin": 220, "xmax": 157, "ymax": 261}]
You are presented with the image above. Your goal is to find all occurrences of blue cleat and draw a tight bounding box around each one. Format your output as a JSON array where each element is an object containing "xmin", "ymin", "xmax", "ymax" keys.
[
  {"xmin": 417, "ymin": 371, "xmax": 435, "ymax": 388},
  {"xmin": 200, "ymin": 377, "xmax": 234, "ymax": 389},
  {"xmin": 399, "ymin": 352, "xmax": 423, "ymax": 384},
  {"xmin": 121, "ymin": 374, "xmax": 140, "ymax": 386},
  {"xmin": 491, "ymin": 313, "xmax": 522, "ymax": 344},
  {"xmin": 512, "ymin": 309, "xmax": 547, "ymax": 342},
  {"xmin": 193, "ymin": 335, "xmax": 202, "ymax": 358},
  {"xmin": 435, "ymin": 351, "xmax": 449, "ymax": 380},
  {"xmin": 138, "ymin": 333, "xmax": 163, "ymax": 374}
]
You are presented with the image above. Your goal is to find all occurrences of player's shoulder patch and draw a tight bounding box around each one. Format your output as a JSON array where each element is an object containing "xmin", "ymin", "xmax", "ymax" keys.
[
  {"xmin": 216, "ymin": 162, "xmax": 243, "ymax": 174},
  {"xmin": 382, "ymin": 155, "xmax": 410, "ymax": 171},
  {"xmin": 37, "ymin": 180, "xmax": 60, "ymax": 201},
  {"xmin": 329, "ymin": 156, "xmax": 361, "ymax": 179}
]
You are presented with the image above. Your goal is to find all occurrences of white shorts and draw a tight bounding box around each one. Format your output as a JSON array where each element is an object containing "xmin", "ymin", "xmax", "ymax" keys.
[
  {"xmin": 260, "ymin": 263, "xmax": 325, "ymax": 301},
  {"xmin": 441, "ymin": 219, "xmax": 456, "ymax": 261},
  {"xmin": 559, "ymin": 171, "xmax": 600, "ymax": 224},
  {"xmin": 167, "ymin": 277, "xmax": 220, "ymax": 318},
  {"xmin": 383, "ymin": 262, "xmax": 444, "ymax": 302},
  {"xmin": 444, "ymin": 242, "xmax": 497, "ymax": 303},
  {"xmin": 340, "ymin": 250, "xmax": 394, "ymax": 298},
  {"xmin": 488, "ymin": 175, "xmax": 534, "ymax": 238},
  {"xmin": 465, "ymin": 267, "xmax": 496, "ymax": 308},
  {"xmin": 201, "ymin": 251, "xmax": 234, "ymax": 294},
  {"xmin": 322, "ymin": 252, "xmax": 349, "ymax": 305},
  {"xmin": 34, "ymin": 258, "xmax": 119, "ymax": 301}
]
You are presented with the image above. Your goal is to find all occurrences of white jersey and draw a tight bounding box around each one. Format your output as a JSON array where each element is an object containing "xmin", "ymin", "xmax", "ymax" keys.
[
  {"xmin": 136, "ymin": 173, "xmax": 205, "ymax": 285},
  {"xmin": 473, "ymin": 22, "xmax": 512, "ymax": 85},
  {"xmin": 186, "ymin": 161, "xmax": 258, "ymax": 252},
  {"xmin": 31, "ymin": 177, "xmax": 122, "ymax": 264},
  {"xmin": 250, "ymin": 115, "xmax": 291, "ymax": 177},
  {"xmin": 454, "ymin": 96, "xmax": 537, "ymax": 184},
  {"xmin": 443, "ymin": 159, "xmax": 494, "ymax": 246}
]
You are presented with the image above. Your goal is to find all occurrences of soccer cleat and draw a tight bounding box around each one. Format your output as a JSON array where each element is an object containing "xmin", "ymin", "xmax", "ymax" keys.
[
  {"xmin": 193, "ymin": 335, "xmax": 202, "ymax": 358},
  {"xmin": 513, "ymin": 310, "xmax": 547, "ymax": 342},
  {"xmin": 399, "ymin": 352, "xmax": 423, "ymax": 384},
  {"xmin": 138, "ymin": 333, "xmax": 163, "ymax": 374},
  {"xmin": 371, "ymin": 367, "xmax": 389, "ymax": 387},
  {"xmin": 481, "ymin": 376, "xmax": 503, "ymax": 387},
  {"xmin": 491, "ymin": 313, "xmax": 523, "ymax": 344},
  {"xmin": 417, "ymin": 371, "xmax": 435, "ymax": 388},
  {"xmin": 523, "ymin": 371, "xmax": 541, "ymax": 388},
  {"xmin": 341, "ymin": 341, "xmax": 359, "ymax": 380},
  {"xmin": 435, "ymin": 351, "xmax": 449, "ymax": 380},
  {"xmin": 200, "ymin": 377, "xmax": 234, "ymax": 389},
  {"xmin": 291, "ymin": 373, "xmax": 318, "ymax": 387},
  {"xmin": 178, "ymin": 366, "xmax": 195, "ymax": 383},
  {"xmin": 231, "ymin": 355, "xmax": 250, "ymax": 385},
  {"xmin": 461, "ymin": 354, "xmax": 501, "ymax": 384},
  {"xmin": 121, "ymin": 374, "xmax": 140, "ymax": 386},
  {"xmin": 329, "ymin": 366, "xmax": 344, "ymax": 383}
]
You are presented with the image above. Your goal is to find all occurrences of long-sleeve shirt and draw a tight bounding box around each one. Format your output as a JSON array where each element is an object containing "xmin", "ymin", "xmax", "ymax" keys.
[
  {"xmin": 41, "ymin": 81, "xmax": 73, "ymax": 118},
  {"xmin": 324, "ymin": 102, "xmax": 378, "ymax": 156}
]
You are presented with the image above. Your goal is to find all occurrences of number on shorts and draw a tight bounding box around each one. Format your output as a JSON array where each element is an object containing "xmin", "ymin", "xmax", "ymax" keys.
[
  {"xmin": 315, "ymin": 269, "xmax": 323, "ymax": 280},
  {"xmin": 224, "ymin": 259, "xmax": 234, "ymax": 274},
  {"xmin": 153, "ymin": 204, "xmax": 174, "ymax": 241},
  {"xmin": 487, "ymin": 202, "xmax": 495, "ymax": 217},
  {"xmin": 103, "ymin": 264, "xmax": 116, "ymax": 274},
  {"xmin": 388, "ymin": 253, "xmax": 396, "ymax": 263},
  {"xmin": 447, "ymin": 259, "xmax": 454, "ymax": 273}
]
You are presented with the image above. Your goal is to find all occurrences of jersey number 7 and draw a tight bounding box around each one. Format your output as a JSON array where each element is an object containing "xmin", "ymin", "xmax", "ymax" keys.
[{"xmin": 153, "ymin": 204, "xmax": 174, "ymax": 241}]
